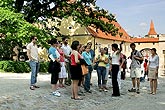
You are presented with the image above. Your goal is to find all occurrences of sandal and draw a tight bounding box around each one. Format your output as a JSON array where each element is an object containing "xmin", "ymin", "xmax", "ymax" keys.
[
  {"xmin": 152, "ymin": 92, "xmax": 156, "ymax": 95},
  {"xmin": 71, "ymin": 97, "xmax": 75, "ymax": 99},
  {"xmin": 74, "ymin": 97, "xmax": 83, "ymax": 100},
  {"xmin": 30, "ymin": 86, "xmax": 35, "ymax": 90}
]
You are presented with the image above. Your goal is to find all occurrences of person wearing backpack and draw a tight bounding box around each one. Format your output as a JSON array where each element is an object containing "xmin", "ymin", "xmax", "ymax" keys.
[{"xmin": 128, "ymin": 43, "xmax": 143, "ymax": 94}]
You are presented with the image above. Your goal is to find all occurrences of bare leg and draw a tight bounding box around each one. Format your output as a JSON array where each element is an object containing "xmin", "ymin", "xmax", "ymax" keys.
[
  {"xmin": 71, "ymin": 80, "xmax": 74, "ymax": 98},
  {"xmin": 136, "ymin": 78, "xmax": 140, "ymax": 89},
  {"xmin": 59, "ymin": 78, "xmax": 62, "ymax": 87},
  {"xmin": 132, "ymin": 78, "xmax": 136, "ymax": 88},
  {"xmin": 153, "ymin": 79, "xmax": 157, "ymax": 94},
  {"xmin": 150, "ymin": 79, "xmax": 153, "ymax": 93},
  {"xmin": 73, "ymin": 80, "xmax": 79, "ymax": 99},
  {"xmin": 51, "ymin": 84, "xmax": 58, "ymax": 91}
]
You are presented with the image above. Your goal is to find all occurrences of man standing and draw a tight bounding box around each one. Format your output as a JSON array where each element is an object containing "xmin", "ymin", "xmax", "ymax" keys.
[
  {"xmin": 87, "ymin": 41, "xmax": 95, "ymax": 85},
  {"xmin": 128, "ymin": 43, "xmax": 143, "ymax": 94},
  {"xmin": 27, "ymin": 36, "xmax": 40, "ymax": 90},
  {"xmin": 61, "ymin": 37, "xmax": 72, "ymax": 86}
]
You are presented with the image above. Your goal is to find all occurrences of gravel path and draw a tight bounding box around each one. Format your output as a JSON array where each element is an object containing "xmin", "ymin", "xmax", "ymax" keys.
[{"xmin": 0, "ymin": 71, "xmax": 165, "ymax": 110}]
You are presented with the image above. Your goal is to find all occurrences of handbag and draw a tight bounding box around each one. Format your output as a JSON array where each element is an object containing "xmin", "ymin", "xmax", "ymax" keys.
[
  {"xmin": 48, "ymin": 61, "xmax": 61, "ymax": 73},
  {"xmin": 93, "ymin": 62, "xmax": 99, "ymax": 70},
  {"xmin": 81, "ymin": 65, "xmax": 88, "ymax": 75}
]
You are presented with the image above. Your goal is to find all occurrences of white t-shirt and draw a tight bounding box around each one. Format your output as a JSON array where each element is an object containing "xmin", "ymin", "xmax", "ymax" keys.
[
  {"xmin": 27, "ymin": 42, "xmax": 38, "ymax": 61},
  {"xmin": 61, "ymin": 44, "xmax": 72, "ymax": 62},
  {"xmin": 111, "ymin": 51, "xmax": 120, "ymax": 65},
  {"xmin": 149, "ymin": 55, "xmax": 159, "ymax": 68}
]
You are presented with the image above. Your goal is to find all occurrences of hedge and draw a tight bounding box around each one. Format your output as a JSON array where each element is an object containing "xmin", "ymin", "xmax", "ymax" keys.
[{"xmin": 0, "ymin": 61, "xmax": 49, "ymax": 73}]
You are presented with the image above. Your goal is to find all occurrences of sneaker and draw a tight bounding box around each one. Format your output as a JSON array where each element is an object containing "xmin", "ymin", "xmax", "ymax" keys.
[
  {"xmin": 85, "ymin": 90, "xmax": 92, "ymax": 93},
  {"xmin": 128, "ymin": 88, "xmax": 136, "ymax": 92},
  {"xmin": 103, "ymin": 89, "xmax": 108, "ymax": 92},
  {"xmin": 99, "ymin": 88, "xmax": 103, "ymax": 92},
  {"xmin": 136, "ymin": 89, "xmax": 140, "ymax": 94},
  {"xmin": 52, "ymin": 91, "xmax": 61, "ymax": 97}
]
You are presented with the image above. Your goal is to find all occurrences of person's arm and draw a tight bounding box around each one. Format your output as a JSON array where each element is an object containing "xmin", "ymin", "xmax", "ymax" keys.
[
  {"xmin": 104, "ymin": 57, "xmax": 109, "ymax": 64},
  {"xmin": 155, "ymin": 56, "xmax": 159, "ymax": 74},
  {"xmin": 74, "ymin": 51, "xmax": 80, "ymax": 63},
  {"xmin": 27, "ymin": 44, "xmax": 32, "ymax": 60},
  {"xmin": 116, "ymin": 41, "xmax": 123, "ymax": 54},
  {"xmin": 134, "ymin": 51, "xmax": 143, "ymax": 60},
  {"xmin": 120, "ymin": 58, "xmax": 126, "ymax": 68},
  {"xmin": 49, "ymin": 48, "xmax": 59, "ymax": 62}
]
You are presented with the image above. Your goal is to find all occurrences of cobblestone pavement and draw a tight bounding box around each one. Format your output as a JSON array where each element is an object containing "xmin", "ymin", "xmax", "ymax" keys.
[{"xmin": 0, "ymin": 71, "xmax": 165, "ymax": 110}]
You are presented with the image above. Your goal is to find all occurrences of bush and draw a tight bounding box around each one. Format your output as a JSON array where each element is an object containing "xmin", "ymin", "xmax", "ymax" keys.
[{"xmin": 0, "ymin": 61, "xmax": 49, "ymax": 73}]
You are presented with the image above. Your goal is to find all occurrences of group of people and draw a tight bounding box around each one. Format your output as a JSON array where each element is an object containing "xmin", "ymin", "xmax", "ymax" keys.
[{"xmin": 26, "ymin": 36, "xmax": 160, "ymax": 100}]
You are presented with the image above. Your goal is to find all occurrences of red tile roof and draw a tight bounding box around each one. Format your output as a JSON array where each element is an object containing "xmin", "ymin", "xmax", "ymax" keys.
[
  {"xmin": 131, "ymin": 37, "xmax": 159, "ymax": 43},
  {"xmin": 87, "ymin": 18, "xmax": 132, "ymax": 42},
  {"xmin": 87, "ymin": 18, "xmax": 159, "ymax": 43}
]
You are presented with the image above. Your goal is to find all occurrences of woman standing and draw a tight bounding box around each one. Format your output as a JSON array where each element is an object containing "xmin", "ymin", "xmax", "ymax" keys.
[
  {"xmin": 82, "ymin": 46, "xmax": 93, "ymax": 93},
  {"xmin": 148, "ymin": 48, "xmax": 159, "ymax": 95},
  {"xmin": 95, "ymin": 48, "xmax": 108, "ymax": 92},
  {"xmin": 70, "ymin": 41, "xmax": 83, "ymax": 100},
  {"xmin": 48, "ymin": 38, "xmax": 61, "ymax": 97},
  {"xmin": 111, "ymin": 42, "xmax": 122, "ymax": 96},
  {"xmin": 57, "ymin": 41, "xmax": 67, "ymax": 88},
  {"xmin": 104, "ymin": 47, "xmax": 111, "ymax": 89}
]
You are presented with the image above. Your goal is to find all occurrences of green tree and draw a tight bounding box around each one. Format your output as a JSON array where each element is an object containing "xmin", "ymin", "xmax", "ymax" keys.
[
  {"xmin": 13, "ymin": 0, "xmax": 118, "ymax": 35},
  {"xmin": 0, "ymin": 7, "xmax": 52, "ymax": 60}
]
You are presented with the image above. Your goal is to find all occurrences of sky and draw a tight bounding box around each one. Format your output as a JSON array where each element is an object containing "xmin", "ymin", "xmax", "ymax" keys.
[{"xmin": 96, "ymin": 0, "xmax": 165, "ymax": 37}]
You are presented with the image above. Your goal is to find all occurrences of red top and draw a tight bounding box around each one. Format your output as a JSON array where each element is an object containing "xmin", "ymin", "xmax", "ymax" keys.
[
  {"xmin": 144, "ymin": 62, "xmax": 148, "ymax": 71},
  {"xmin": 71, "ymin": 51, "xmax": 81, "ymax": 66},
  {"xmin": 57, "ymin": 49, "xmax": 65, "ymax": 62}
]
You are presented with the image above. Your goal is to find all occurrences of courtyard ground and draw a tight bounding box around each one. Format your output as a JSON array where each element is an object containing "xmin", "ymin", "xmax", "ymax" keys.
[{"xmin": 0, "ymin": 71, "xmax": 165, "ymax": 110}]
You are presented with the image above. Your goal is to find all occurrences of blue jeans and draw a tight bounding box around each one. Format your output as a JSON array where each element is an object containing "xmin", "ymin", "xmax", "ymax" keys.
[
  {"xmin": 97, "ymin": 66, "xmax": 106, "ymax": 87},
  {"xmin": 84, "ymin": 65, "xmax": 93, "ymax": 91},
  {"xmin": 29, "ymin": 61, "xmax": 40, "ymax": 85}
]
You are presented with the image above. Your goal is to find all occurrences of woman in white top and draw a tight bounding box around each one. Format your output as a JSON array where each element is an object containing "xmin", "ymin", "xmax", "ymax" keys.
[
  {"xmin": 148, "ymin": 48, "xmax": 159, "ymax": 95},
  {"xmin": 111, "ymin": 42, "xmax": 123, "ymax": 96}
]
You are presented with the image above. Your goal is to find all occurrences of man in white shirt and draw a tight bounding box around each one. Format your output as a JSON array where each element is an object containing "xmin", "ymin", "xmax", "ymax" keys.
[
  {"xmin": 61, "ymin": 37, "xmax": 72, "ymax": 85},
  {"xmin": 27, "ymin": 36, "xmax": 40, "ymax": 90},
  {"xmin": 128, "ymin": 43, "xmax": 143, "ymax": 94}
]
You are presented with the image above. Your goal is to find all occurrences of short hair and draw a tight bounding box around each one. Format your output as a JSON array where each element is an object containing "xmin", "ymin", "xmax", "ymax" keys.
[
  {"xmin": 104, "ymin": 47, "xmax": 108, "ymax": 51},
  {"xmin": 104, "ymin": 47, "xmax": 108, "ymax": 54},
  {"xmin": 87, "ymin": 42, "xmax": 92, "ymax": 45},
  {"xmin": 30, "ymin": 36, "xmax": 36, "ymax": 41},
  {"xmin": 111, "ymin": 43, "xmax": 118, "ymax": 50},
  {"xmin": 71, "ymin": 40, "xmax": 79, "ymax": 50},
  {"xmin": 145, "ymin": 59, "xmax": 148, "ymax": 62},
  {"xmin": 151, "ymin": 48, "xmax": 156, "ymax": 53},
  {"xmin": 48, "ymin": 38, "xmax": 57, "ymax": 45},
  {"xmin": 62, "ymin": 37, "xmax": 68, "ymax": 41},
  {"xmin": 84, "ymin": 45, "xmax": 88, "ymax": 49},
  {"xmin": 130, "ymin": 43, "xmax": 136, "ymax": 47}
]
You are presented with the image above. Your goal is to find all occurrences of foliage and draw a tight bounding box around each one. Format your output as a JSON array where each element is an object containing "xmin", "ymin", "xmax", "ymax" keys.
[
  {"xmin": 0, "ymin": 39, "xmax": 22, "ymax": 60},
  {"xmin": 0, "ymin": 0, "xmax": 14, "ymax": 10},
  {"xmin": 0, "ymin": 61, "xmax": 49, "ymax": 73},
  {"xmin": 0, "ymin": 7, "xmax": 52, "ymax": 46},
  {"xmin": 0, "ymin": 7, "xmax": 53, "ymax": 59},
  {"xmin": 13, "ymin": 0, "xmax": 119, "ymax": 36}
]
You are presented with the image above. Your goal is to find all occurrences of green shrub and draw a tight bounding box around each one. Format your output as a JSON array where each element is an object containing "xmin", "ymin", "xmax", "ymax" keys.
[{"xmin": 0, "ymin": 61, "xmax": 49, "ymax": 73}]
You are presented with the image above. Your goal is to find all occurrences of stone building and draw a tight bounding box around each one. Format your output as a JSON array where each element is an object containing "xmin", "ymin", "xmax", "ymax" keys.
[{"xmin": 58, "ymin": 17, "xmax": 165, "ymax": 74}]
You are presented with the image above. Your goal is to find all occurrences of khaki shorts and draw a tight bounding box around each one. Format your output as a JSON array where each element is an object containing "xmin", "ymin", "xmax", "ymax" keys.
[
  {"xmin": 148, "ymin": 68, "xmax": 158, "ymax": 79},
  {"xmin": 130, "ymin": 68, "xmax": 141, "ymax": 78}
]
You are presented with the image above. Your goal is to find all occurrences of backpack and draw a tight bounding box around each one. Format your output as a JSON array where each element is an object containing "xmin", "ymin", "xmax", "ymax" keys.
[
  {"xmin": 119, "ymin": 53, "xmax": 127, "ymax": 69},
  {"xmin": 134, "ymin": 50, "xmax": 143, "ymax": 64}
]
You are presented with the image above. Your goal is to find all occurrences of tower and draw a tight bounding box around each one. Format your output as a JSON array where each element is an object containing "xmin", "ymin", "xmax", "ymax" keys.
[{"xmin": 147, "ymin": 20, "xmax": 157, "ymax": 38}]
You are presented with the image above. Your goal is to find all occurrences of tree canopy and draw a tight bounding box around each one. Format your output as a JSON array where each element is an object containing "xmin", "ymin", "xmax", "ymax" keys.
[{"xmin": 14, "ymin": 0, "xmax": 118, "ymax": 35}]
